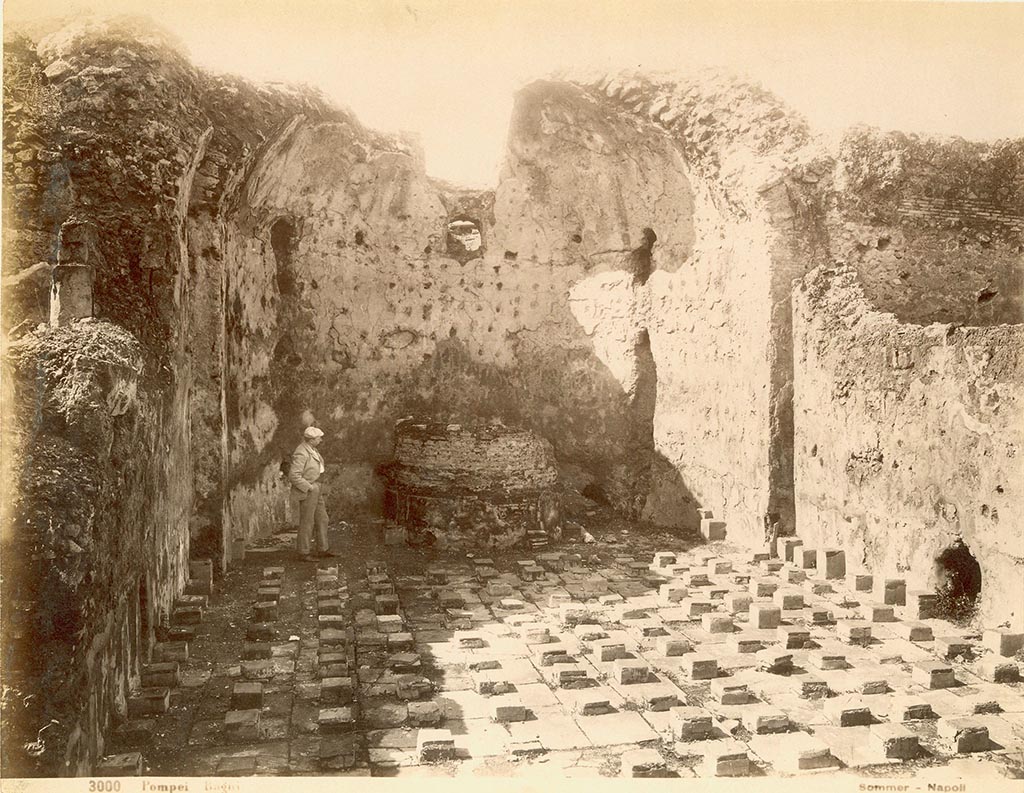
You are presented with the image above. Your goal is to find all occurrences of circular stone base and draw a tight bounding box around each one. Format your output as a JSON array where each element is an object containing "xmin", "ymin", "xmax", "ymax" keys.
[{"xmin": 382, "ymin": 418, "xmax": 559, "ymax": 551}]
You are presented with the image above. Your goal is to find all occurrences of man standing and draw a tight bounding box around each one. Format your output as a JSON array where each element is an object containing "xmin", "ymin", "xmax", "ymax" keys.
[{"xmin": 289, "ymin": 426, "xmax": 336, "ymax": 558}]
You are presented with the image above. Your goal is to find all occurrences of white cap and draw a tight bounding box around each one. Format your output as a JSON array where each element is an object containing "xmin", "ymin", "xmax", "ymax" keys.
[{"xmin": 304, "ymin": 426, "xmax": 324, "ymax": 439}]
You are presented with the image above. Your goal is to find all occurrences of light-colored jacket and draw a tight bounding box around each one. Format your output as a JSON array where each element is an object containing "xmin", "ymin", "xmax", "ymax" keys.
[{"xmin": 289, "ymin": 441, "xmax": 324, "ymax": 504}]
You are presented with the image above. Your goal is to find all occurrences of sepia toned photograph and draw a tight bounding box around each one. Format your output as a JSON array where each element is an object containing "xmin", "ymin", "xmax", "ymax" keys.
[{"xmin": 1, "ymin": 0, "xmax": 1022, "ymax": 787}]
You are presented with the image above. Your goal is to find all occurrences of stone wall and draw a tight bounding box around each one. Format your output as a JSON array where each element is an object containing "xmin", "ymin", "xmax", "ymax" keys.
[
  {"xmin": 218, "ymin": 80, "xmax": 702, "ymax": 539},
  {"xmin": 0, "ymin": 17, "xmax": 333, "ymax": 775},
  {"xmin": 793, "ymin": 265, "xmax": 1024, "ymax": 629},
  {"xmin": 831, "ymin": 129, "xmax": 1024, "ymax": 327}
]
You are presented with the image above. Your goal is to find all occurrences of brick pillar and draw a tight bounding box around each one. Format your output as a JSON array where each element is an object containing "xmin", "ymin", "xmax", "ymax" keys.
[{"xmin": 50, "ymin": 219, "xmax": 98, "ymax": 326}]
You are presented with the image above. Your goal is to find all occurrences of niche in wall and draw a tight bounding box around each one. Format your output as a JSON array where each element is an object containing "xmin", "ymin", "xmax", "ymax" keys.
[
  {"xmin": 934, "ymin": 540, "xmax": 982, "ymax": 624},
  {"xmin": 445, "ymin": 218, "xmax": 483, "ymax": 262},
  {"xmin": 271, "ymin": 218, "xmax": 298, "ymax": 296}
]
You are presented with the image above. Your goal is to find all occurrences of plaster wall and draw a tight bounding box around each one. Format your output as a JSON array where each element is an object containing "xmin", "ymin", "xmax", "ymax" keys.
[{"xmin": 793, "ymin": 265, "xmax": 1024, "ymax": 629}]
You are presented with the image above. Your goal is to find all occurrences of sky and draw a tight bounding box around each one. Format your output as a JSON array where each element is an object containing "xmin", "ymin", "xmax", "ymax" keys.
[{"xmin": 5, "ymin": 0, "xmax": 1024, "ymax": 187}]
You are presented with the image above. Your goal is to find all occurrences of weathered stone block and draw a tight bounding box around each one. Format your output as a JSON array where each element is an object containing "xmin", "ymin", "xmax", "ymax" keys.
[
  {"xmin": 247, "ymin": 623, "xmax": 276, "ymax": 642},
  {"xmin": 936, "ymin": 636, "xmax": 973, "ymax": 659},
  {"xmin": 242, "ymin": 642, "xmax": 272, "ymax": 660},
  {"xmin": 141, "ymin": 662, "xmax": 179, "ymax": 689},
  {"xmin": 701, "ymin": 613, "xmax": 734, "ymax": 633},
  {"xmin": 891, "ymin": 696, "xmax": 936, "ymax": 721},
  {"xmin": 778, "ymin": 734, "xmax": 835, "ymax": 772},
  {"xmin": 240, "ymin": 660, "xmax": 275, "ymax": 681},
  {"xmin": 486, "ymin": 581, "xmax": 513, "ymax": 597},
  {"xmin": 756, "ymin": 648, "xmax": 793, "ymax": 674},
  {"xmin": 870, "ymin": 723, "xmax": 920, "ymax": 759},
  {"xmin": 614, "ymin": 659, "xmax": 649, "ymax": 684},
  {"xmin": 322, "ymin": 677, "xmax": 354, "ymax": 705},
  {"xmin": 700, "ymin": 519, "xmax": 726, "ymax": 541},
  {"xmin": 128, "ymin": 689, "xmax": 169, "ymax": 717},
  {"xmin": 573, "ymin": 693, "xmax": 614, "ymax": 716},
  {"xmin": 656, "ymin": 637, "xmax": 691, "ymax": 657},
  {"xmin": 396, "ymin": 674, "xmax": 434, "ymax": 700},
  {"xmin": 319, "ymin": 706, "xmax": 357, "ymax": 733},
  {"xmin": 374, "ymin": 594, "xmax": 399, "ymax": 615},
  {"xmin": 658, "ymin": 583, "xmax": 688, "ymax": 605},
  {"xmin": 860, "ymin": 679, "xmax": 889, "ymax": 695},
  {"xmin": 224, "ymin": 709, "xmax": 261, "ymax": 742},
  {"xmin": 860, "ymin": 604, "xmax": 896, "ymax": 623},
  {"xmin": 320, "ymin": 628, "xmax": 348, "ymax": 647},
  {"xmin": 232, "ymin": 682, "xmax": 264, "ymax": 710},
  {"xmin": 702, "ymin": 744, "xmax": 751, "ymax": 777},
  {"xmin": 749, "ymin": 579, "xmax": 778, "ymax": 598},
  {"xmin": 773, "ymin": 589, "xmax": 804, "ymax": 610},
  {"xmin": 253, "ymin": 602, "xmax": 278, "ymax": 621},
  {"xmin": 407, "ymin": 700, "xmax": 443, "ymax": 727},
  {"xmin": 817, "ymin": 548, "xmax": 846, "ymax": 579},
  {"xmin": 792, "ymin": 677, "xmax": 826, "ymax": 701},
  {"xmin": 559, "ymin": 604, "xmax": 593, "ymax": 626},
  {"xmin": 417, "ymin": 729, "xmax": 457, "ymax": 762},
  {"xmin": 684, "ymin": 656, "xmax": 718, "ymax": 680},
  {"xmin": 837, "ymin": 620, "xmax": 872, "ymax": 645},
  {"xmin": 725, "ymin": 592, "xmax": 754, "ymax": 614},
  {"xmin": 980, "ymin": 657, "xmax": 1019, "ymax": 683},
  {"xmin": 711, "ymin": 679, "xmax": 750, "ymax": 705},
  {"xmin": 938, "ymin": 718, "xmax": 989, "ymax": 753},
  {"xmin": 743, "ymin": 708, "xmax": 789, "ymax": 734},
  {"xmin": 621, "ymin": 747, "xmax": 669, "ymax": 778},
  {"xmin": 707, "ymin": 559, "xmax": 732, "ymax": 575},
  {"xmin": 982, "ymin": 629, "xmax": 1024, "ymax": 657},
  {"xmin": 874, "ymin": 578, "xmax": 906, "ymax": 606},
  {"xmin": 515, "ymin": 626, "xmax": 547, "ymax": 645},
  {"xmin": 728, "ymin": 636, "xmax": 762, "ymax": 654},
  {"xmin": 687, "ymin": 598, "xmax": 716, "ymax": 617},
  {"xmin": 903, "ymin": 590, "xmax": 937, "ymax": 619},
  {"xmin": 781, "ymin": 538, "xmax": 803, "ymax": 563},
  {"xmin": 847, "ymin": 573, "xmax": 873, "ymax": 592},
  {"xmin": 318, "ymin": 599, "xmax": 344, "ymax": 616},
  {"xmin": 683, "ymin": 571, "xmax": 711, "ymax": 587},
  {"xmin": 257, "ymin": 586, "xmax": 281, "ymax": 601},
  {"xmin": 824, "ymin": 696, "xmax": 873, "ymax": 726},
  {"xmin": 809, "ymin": 651, "xmax": 846, "ymax": 670},
  {"xmin": 913, "ymin": 661, "xmax": 955, "ymax": 689},
  {"xmin": 671, "ymin": 706, "xmax": 714, "ymax": 741},
  {"xmin": 895, "ymin": 621, "xmax": 933, "ymax": 642},
  {"xmin": 777, "ymin": 626, "xmax": 810, "ymax": 649},
  {"xmin": 749, "ymin": 602, "xmax": 782, "ymax": 629},
  {"xmin": 546, "ymin": 664, "xmax": 590, "ymax": 688},
  {"xmin": 591, "ymin": 639, "xmax": 628, "ymax": 662},
  {"xmin": 491, "ymin": 693, "xmax": 528, "ymax": 723}
]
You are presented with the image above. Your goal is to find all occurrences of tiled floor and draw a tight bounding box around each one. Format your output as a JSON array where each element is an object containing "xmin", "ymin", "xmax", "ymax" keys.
[{"xmin": 104, "ymin": 519, "xmax": 1024, "ymax": 779}]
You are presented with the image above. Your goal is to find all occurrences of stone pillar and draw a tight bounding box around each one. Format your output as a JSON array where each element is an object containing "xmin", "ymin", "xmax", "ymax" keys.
[{"xmin": 50, "ymin": 219, "xmax": 98, "ymax": 326}]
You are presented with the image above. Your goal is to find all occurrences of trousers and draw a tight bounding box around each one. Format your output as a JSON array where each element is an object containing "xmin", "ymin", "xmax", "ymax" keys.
[{"xmin": 296, "ymin": 484, "xmax": 329, "ymax": 555}]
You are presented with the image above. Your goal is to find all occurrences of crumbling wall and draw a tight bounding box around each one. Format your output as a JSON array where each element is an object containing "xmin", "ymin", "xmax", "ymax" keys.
[
  {"xmin": 0, "ymin": 17, "xmax": 334, "ymax": 775},
  {"xmin": 566, "ymin": 74, "xmax": 832, "ymax": 544},
  {"xmin": 793, "ymin": 265, "xmax": 1024, "ymax": 629},
  {"xmin": 832, "ymin": 129, "xmax": 1023, "ymax": 326},
  {"xmin": 219, "ymin": 79, "xmax": 704, "ymax": 534}
]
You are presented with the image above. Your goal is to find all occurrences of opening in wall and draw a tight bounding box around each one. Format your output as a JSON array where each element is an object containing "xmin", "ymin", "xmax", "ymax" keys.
[
  {"xmin": 934, "ymin": 540, "xmax": 982, "ymax": 625},
  {"xmin": 271, "ymin": 218, "xmax": 297, "ymax": 296},
  {"xmin": 445, "ymin": 218, "xmax": 483, "ymax": 261}
]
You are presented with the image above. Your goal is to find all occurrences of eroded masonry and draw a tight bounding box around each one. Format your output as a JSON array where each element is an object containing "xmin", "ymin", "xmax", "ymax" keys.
[{"xmin": 2, "ymin": 18, "xmax": 1022, "ymax": 780}]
